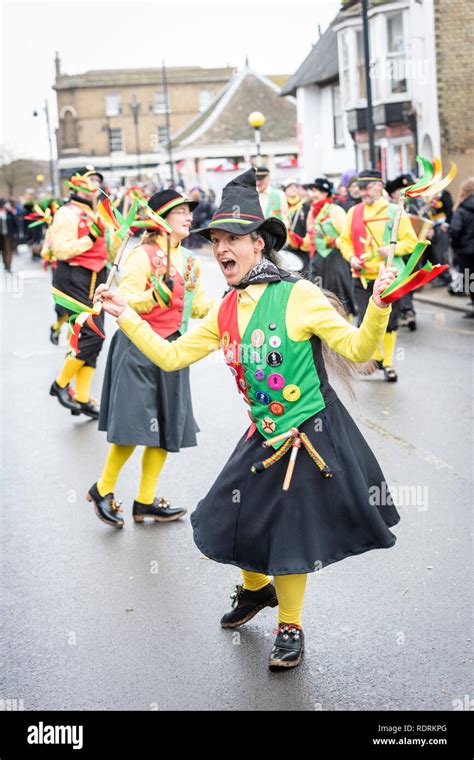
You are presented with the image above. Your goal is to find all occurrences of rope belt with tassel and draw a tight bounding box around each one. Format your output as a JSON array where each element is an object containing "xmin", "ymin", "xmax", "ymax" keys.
[{"xmin": 251, "ymin": 426, "xmax": 332, "ymax": 491}]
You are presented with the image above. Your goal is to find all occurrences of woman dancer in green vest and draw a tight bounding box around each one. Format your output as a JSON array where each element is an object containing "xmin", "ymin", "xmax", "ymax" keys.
[
  {"xmin": 94, "ymin": 170, "xmax": 399, "ymax": 670},
  {"xmin": 87, "ymin": 190, "xmax": 215, "ymax": 528}
]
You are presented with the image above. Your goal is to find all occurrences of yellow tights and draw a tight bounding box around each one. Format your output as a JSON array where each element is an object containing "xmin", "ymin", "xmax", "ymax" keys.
[
  {"xmin": 241, "ymin": 569, "xmax": 307, "ymax": 626},
  {"xmin": 97, "ymin": 444, "xmax": 168, "ymax": 503},
  {"xmin": 374, "ymin": 330, "xmax": 397, "ymax": 367}
]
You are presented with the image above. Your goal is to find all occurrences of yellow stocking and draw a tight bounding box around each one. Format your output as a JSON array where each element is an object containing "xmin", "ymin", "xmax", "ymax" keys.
[
  {"xmin": 382, "ymin": 330, "xmax": 397, "ymax": 367},
  {"xmin": 56, "ymin": 357, "xmax": 84, "ymax": 388},
  {"xmin": 52, "ymin": 313, "xmax": 68, "ymax": 331},
  {"xmin": 75, "ymin": 365, "xmax": 95, "ymax": 403},
  {"xmin": 241, "ymin": 569, "xmax": 272, "ymax": 592},
  {"xmin": 136, "ymin": 447, "xmax": 168, "ymax": 504},
  {"xmin": 97, "ymin": 444, "xmax": 135, "ymax": 496},
  {"xmin": 274, "ymin": 574, "xmax": 308, "ymax": 626}
]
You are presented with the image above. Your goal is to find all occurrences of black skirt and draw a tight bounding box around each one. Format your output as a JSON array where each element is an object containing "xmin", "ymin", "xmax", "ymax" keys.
[
  {"xmin": 191, "ymin": 398, "xmax": 399, "ymax": 576},
  {"xmin": 98, "ymin": 329, "xmax": 199, "ymax": 451},
  {"xmin": 310, "ymin": 251, "xmax": 356, "ymax": 316}
]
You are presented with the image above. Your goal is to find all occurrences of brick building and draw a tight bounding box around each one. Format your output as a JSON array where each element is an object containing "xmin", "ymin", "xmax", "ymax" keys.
[
  {"xmin": 434, "ymin": 0, "xmax": 474, "ymax": 195},
  {"xmin": 53, "ymin": 54, "xmax": 235, "ymax": 185}
]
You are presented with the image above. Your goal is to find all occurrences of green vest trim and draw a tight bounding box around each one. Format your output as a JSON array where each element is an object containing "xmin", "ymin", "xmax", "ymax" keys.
[
  {"xmin": 241, "ymin": 280, "xmax": 326, "ymax": 448},
  {"xmin": 181, "ymin": 247, "xmax": 199, "ymax": 334},
  {"xmin": 312, "ymin": 203, "xmax": 339, "ymax": 258}
]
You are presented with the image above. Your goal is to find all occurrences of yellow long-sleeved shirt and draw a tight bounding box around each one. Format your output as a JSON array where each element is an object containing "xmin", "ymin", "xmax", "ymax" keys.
[
  {"xmin": 118, "ymin": 236, "xmax": 215, "ymax": 320},
  {"xmin": 339, "ymin": 197, "xmax": 418, "ymax": 279},
  {"xmin": 116, "ymin": 277, "xmax": 391, "ymax": 372},
  {"xmin": 50, "ymin": 201, "xmax": 120, "ymax": 263}
]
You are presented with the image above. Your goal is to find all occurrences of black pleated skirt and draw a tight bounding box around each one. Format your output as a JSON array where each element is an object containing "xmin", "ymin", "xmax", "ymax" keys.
[
  {"xmin": 98, "ymin": 329, "xmax": 199, "ymax": 451},
  {"xmin": 191, "ymin": 398, "xmax": 399, "ymax": 575},
  {"xmin": 310, "ymin": 250, "xmax": 356, "ymax": 315}
]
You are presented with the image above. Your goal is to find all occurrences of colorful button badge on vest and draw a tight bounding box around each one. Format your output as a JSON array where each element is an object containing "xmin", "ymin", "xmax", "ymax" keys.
[
  {"xmin": 222, "ymin": 331, "xmax": 230, "ymax": 348},
  {"xmin": 269, "ymin": 336, "xmax": 281, "ymax": 348},
  {"xmin": 269, "ymin": 401, "xmax": 285, "ymax": 416},
  {"xmin": 262, "ymin": 417, "xmax": 276, "ymax": 433},
  {"xmin": 255, "ymin": 369, "xmax": 265, "ymax": 381},
  {"xmin": 268, "ymin": 323, "xmax": 277, "ymax": 331},
  {"xmin": 251, "ymin": 350, "xmax": 261, "ymax": 363},
  {"xmin": 256, "ymin": 391, "xmax": 271, "ymax": 405},
  {"xmin": 251, "ymin": 329, "xmax": 265, "ymax": 348},
  {"xmin": 228, "ymin": 366, "xmax": 237, "ymax": 377},
  {"xmin": 282, "ymin": 384, "xmax": 301, "ymax": 402},
  {"xmin": 226, "ymin": 349, "xmax": 235, "ymax": 362},
  {"xmin": 266, "ymin": 351, "xmax": 283, "ymax": 367},
  {"xmin": 267, "ymin": 373, "xmax": 285, "ymax": 390},
  {"xmin": 239, "ymin": 379, "xmax": 247, "ymax": 390}
]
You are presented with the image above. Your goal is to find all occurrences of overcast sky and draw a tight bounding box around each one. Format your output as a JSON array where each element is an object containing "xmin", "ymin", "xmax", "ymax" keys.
[{"xmin": 1, "ymin": 0, "xmax": 341, "ymax": 160}]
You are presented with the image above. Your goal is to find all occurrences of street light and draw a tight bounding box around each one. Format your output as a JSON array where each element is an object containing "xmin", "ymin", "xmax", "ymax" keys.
[
  {"xmin": 130, "ymin": 94, "xmax": 142, "ymax": 180},
  {"xmin": 248, "ymin": 111, "xmax": 265, "ymax": 165},
  {"xmin": 33, "ymin": 100, "xmax": 57, "ymax": 195}
]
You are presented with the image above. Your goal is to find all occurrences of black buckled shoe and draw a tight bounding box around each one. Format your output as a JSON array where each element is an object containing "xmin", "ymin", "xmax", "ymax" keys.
[
  {"xmin": 220, "ymin": 582, "xmax": 278, "ymax": 629},
  {"xmin": 268, "ymin": 624, "xmax": 304, "ymax": 670},
  {"xmin": 72, "ymin": 398, "xmax": 100, "ymax": 419},
  {"xmin": 49, "ymin": 381, "xmax": 82, "ymax": 413},
  {"xmin": 50, "ymin": 325, "xmax": 60, "ymax": 345},
  {"xmin": 132, "ymin": 497, "xmax": 187, "ymax": 523},
  {"xmin": 86, "ymin": 483, "xmax": 124, "ymax": 528}
]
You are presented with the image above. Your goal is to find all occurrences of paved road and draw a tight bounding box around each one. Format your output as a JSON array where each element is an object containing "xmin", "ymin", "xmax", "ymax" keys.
[{"xmin": 1, "ymin": 246, "xmax": 472, "ymax": 711}]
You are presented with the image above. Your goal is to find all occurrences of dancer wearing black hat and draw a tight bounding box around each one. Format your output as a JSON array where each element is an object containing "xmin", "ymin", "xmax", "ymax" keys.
[
  {"xmin": 87, "ymin": 190, "xmax": 215, "ymax": 528},
  {"xmin": 303, "ymin": 177, "xmax": 355, "ymax": 317},
  {"xmin": 94, "ymin": 169, "xmax": 400, "ymax": 670},
  {"xmin": 48, "ymin": 167, "xmax": 117, "ymax": 418},
  {"xmin": 339, "ymin": 170, "xmax": 418, "ymax": 381}
]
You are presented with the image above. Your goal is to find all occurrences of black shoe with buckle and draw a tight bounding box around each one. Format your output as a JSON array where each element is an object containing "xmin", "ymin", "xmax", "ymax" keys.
[
  {"xmin": 72, "ymin": 398, "xmax": 100, "ymax": 419},
  {"xmin": 50, "ymin": 325, "xmax": 60, "ymax": 345},
  {"xmin": 268, "ymin": 623, "xmax": 304, "ymax": 669},
  {"xmin": 132, "ymin": 497, "xmax": 187, "ymax": 523},
  {"xmin": 49, "ymin": 380, "xmax": 82, "ymax": 413},
  {"xmin": 86, "ymin": 483, "xmax": 124, "ymax": 528},
  {"xmin": 220, "ymin": 582, "xmax": 278, "ymax": 629}
]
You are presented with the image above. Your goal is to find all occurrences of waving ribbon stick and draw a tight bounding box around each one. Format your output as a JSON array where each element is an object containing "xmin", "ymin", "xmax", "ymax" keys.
[{"xmin": 381, "ymin": 155, "xmax": 457, "ymax": 304}]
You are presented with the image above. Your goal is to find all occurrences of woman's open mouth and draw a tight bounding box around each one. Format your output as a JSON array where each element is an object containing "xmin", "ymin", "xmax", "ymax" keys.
[{"xmin": 220, "ymin": 258, "xmax": 237, "ymax": 274}]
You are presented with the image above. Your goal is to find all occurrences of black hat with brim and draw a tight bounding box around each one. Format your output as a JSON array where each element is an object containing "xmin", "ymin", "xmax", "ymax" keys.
[
  {"xmin": 192, "ymin": 168, "xmax": 287, "ymax": 251},
  {"xmin": 385, "ymin": 174, "xmax": 415, "ymax": 195},
  {"xmin": 72, "ymin": 166, "xmax": 104, "ymax": 183},
  {"xmin": 148, "ymin": 189, "xmax": 198, "ymax": 217},
  {"xmin": 356, "ymin": 169, "xmax": 383, "ymax": 187},
  {"xmin": 303, "ymin": 176, "xmax": 333, "ymax": 194}
]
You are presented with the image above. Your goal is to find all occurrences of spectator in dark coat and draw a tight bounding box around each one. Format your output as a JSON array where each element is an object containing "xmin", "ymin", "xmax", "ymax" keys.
[
  {"xmin": 449, "ymin": 178, "xmax": 474, "ymax": 318},
  {"xmin": 0, "ymin": 198, "xmax": 18, "ymax": 273}
]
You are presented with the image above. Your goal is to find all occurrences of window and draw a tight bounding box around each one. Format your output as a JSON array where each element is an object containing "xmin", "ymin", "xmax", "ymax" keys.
[
  {"xmin": 387, "ymin": 12, "xmax": 406, "ymax": 94},
  {"xmin": 332, "ymin": 86, "xmax": 344, "ymax": 147},
  {"xmin": 109, "ymin": 128, "xmax": 124, "ymax": 152},
  {"xmin": 199, "ymin": 89, "xmax": 213, "ymax": 112},
  {"xmin": 157, "ymin": 125, "xmax": 169, "ymax": 145},
  {"xmin": 356, "ymin": 30, "xmax": 367, "ymax": 101},
  {"xmin": 62, "ymin": 110, "xmax": 78, "ymax": 148},
  {"xmin": 154, "ymin": 90, "xmax": 170, "ymax": 113},
  {"xmin": 341, "ymin": 31, "xmax": 350, "ymax": 101},
  {"xmin": 105, "ymin": 94, "xmax": 121, "ymax": 117}
]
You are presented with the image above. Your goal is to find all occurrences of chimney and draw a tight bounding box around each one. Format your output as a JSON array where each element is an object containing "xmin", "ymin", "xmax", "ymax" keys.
[{"xmin": 55, "ymin": 52, "xmax": 61, "ymax": 77}]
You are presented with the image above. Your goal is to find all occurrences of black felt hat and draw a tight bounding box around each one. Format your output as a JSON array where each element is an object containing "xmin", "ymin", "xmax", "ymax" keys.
[
  {"xmin": 192, "ymin": 168, "xmax": 287, "ymax": 251},
  {"xmin": 385, "ymin": 174, "xmax": 415, "ymax": 195},
  {"xmin": 148, "ymin": 189, "xmax": 198, "ymax": 217},
  {"xmin": 303, "ymin": 176, "xmax": 333, "ymax": 194},
  {"xmin": 71, "ymin": 166, "xmax": 104, "ymax": 183},
  {"xmin": 356, "ymin": 169, "xmax": 383, "ymax": 187}
]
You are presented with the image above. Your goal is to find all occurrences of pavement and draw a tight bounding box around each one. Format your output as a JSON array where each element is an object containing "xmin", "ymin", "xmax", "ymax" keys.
[{"xmin": 1, "ymin": 244, "xmax": 472, "ymax": 711}]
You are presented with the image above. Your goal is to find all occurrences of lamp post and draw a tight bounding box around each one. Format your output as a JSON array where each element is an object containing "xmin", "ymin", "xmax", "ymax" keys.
[
  {"xmin": 130, "ymin": 94, "xmax": 142, "ymax": 180},
  {"xmin": 361, "ymin": 0, "xmax": 376, "ymax": 169},
  {"xmin": 33, "ymin": 100, "xmax": 57, "ymax": 194},
  {"xmin": 248, "ymin": 111, "xmax": 265, "ymax": 165}
]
